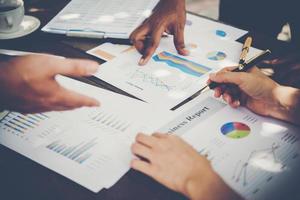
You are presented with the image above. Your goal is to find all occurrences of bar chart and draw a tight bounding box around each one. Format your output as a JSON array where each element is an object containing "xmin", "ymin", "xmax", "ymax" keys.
[
  {"xmin": 46, "ymin": 138, "xmax": 98, "ymax": 164},
  {"xmin": 0, "ymin": 112, "xmax": 49, "ymax": 137},
  {"xmin": 87, "ymin": 109, "xmax": 132, "ymax": 133}
]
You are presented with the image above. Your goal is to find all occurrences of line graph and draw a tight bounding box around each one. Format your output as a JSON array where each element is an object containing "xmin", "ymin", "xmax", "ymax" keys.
[
  {"xmin": 232, "ymin": 143, "xmax": 281, "ymax": 186},
  {"xmin": 129, "ymin": 69, "xmax": 175, "ymax": 92}
]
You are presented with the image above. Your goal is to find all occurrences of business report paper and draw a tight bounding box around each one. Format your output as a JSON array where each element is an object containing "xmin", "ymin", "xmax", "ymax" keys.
[
  {"xmin": 0, "ymin": 76, "xmax": 173, "ymax": 192},
  {"xmin": 1, "ymin": 77, "xmax": 299, "ymax": 199},
  {"xmin": 159, "ymin": 92, "xmax": 300, "ymax": 200},
  {"xmin": 94, "ymin": 38, "xmax": 261, "ymax": 110}
]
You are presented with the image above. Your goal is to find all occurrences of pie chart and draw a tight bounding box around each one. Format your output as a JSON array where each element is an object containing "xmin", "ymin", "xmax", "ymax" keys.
[
  {"xmin": 221, "ymin": 122, "xmax": 251, "ymax": 139},
  {"xmin": 207, "ymin": 51, "xmax": 227, "ymax": 61}
]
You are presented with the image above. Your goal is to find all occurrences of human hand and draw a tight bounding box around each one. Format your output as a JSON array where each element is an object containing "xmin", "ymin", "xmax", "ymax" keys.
[
  {"xmin": 209, "ymin": 67, "xmax": 280, "ymax": 117},
  {"xmin": 0, "ymin": 55, "xmax": 100, "ymax": 113},
  {"xmin": 131, "ymin": 133, "xmax": 239, "ymax": 200},
  {"xmin": 130, "ymin": 0, "xmax": 189, "ymax": 66}
]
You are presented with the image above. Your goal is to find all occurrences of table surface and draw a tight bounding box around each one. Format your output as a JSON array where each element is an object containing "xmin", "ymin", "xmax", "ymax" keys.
[{"xmin": 0, "ymin": 1, "xmax": 300, "ymax": 200}]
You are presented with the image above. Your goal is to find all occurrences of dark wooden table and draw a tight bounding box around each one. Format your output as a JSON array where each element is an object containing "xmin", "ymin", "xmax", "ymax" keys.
[{"xmin": 1, "ymin": 1, "xmax": 300, "ymax": 200}]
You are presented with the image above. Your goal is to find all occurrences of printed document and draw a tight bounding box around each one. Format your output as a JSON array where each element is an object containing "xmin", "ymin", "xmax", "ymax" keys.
[
  {"xmin": 42, "ymin": 0, "xmax": 159, "ymax": 39},
  {"xmin": 159, "ymin": 92, "xmax": 300, "ymax": 200},
  {"xmin": 93, "ymin": 38, "xmax": 261, "ymax": 110},
  {"xmin": 0, "ymin": 76, "xmax": 173, "ymax": 192}
]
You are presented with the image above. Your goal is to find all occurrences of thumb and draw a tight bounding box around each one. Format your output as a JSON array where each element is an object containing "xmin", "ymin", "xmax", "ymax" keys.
[{"xmin": 53, "ymin": 59, "xmax": 99, "ymax": 77}]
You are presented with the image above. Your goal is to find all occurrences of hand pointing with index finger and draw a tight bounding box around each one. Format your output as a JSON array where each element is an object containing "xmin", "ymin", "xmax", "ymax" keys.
[{"xmin": 130, "ymin": 0, "xmax": 189, "ymax": 66}]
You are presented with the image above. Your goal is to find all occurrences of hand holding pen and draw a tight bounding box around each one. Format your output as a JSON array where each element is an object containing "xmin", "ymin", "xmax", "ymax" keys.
[
  {"xmin": 171, "ymin": 37, "xmax": 272, "ymax": 111},
  {"xmin": 206, "ymin": 37, "xmax": 277, "ymax": 112},
  {"xmin": 200, "ymin": 37, "xmax": 271, "ymax": 93}
]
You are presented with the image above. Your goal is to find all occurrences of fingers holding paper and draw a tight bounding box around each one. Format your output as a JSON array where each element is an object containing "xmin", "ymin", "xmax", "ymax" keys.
[{"xmin": 130, "ymin": 0, "xmax": 189, "ymax": 66}]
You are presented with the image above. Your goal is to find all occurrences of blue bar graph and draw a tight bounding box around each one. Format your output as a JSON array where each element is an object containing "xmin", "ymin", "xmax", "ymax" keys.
[
  {"xmin": 46, "ymin": 138, "xmax": 97, "ymax": 164},
  {"xmin": 0, "ymin": 112, "xmax": 49, "ymax": 135}
]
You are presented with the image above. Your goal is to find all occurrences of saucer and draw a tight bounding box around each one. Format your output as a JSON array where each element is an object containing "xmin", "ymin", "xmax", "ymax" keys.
[{"xmin": 0, "ymin": 15, "xmax": 40, "ymax": 40}]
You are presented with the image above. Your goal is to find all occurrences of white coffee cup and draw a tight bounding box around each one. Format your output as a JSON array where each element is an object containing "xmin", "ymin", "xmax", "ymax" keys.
[{"xmin": 0, "ymin": 0, "xmax": 24, "ymax": 33}]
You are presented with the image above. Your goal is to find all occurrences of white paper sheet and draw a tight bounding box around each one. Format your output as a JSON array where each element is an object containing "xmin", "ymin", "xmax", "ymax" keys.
[
  {"xmin": 185, "ymin": 13, "xmax": 248, "ymax": 41},
  {"xmin": 42, "ymin": 0, "xmax": 159, "ymax": 39},
  {"xmin": 1, "ymin": 77, "xmax": 299, "ymax": 199},
  {"xmin": 0, "ymin": 76, "xmax": 173, "ymax": 192},
  {"xmin": 94, "ymin": 38, "xmax": 262, "ymax": 110},
  {"xmin": 159, "ymin": 92, "xmax": 300, "ymax": 200}
]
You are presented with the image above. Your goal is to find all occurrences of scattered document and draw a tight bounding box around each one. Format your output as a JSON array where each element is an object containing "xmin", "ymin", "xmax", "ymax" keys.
[
  {"xmin": 93, "ymin": 38, "xmax": 262, "ymax": 110},
  {"xmin": 0, "ymin": 76, "xmax": 173, "ymax": 192},
  {"xmin": 159, "ymin": 92, "xmax": 300, "ymax": 200},
  {"xmin": 87, "ymin": 14, "xmax": 248, "ymax": 62},
  {"xmin": 42, "ymin": 0, "xmax": 159, "ymax": 39},
  {"xmin": 1, "ymin": 76, "xmax": 299, "ymax": 199}
]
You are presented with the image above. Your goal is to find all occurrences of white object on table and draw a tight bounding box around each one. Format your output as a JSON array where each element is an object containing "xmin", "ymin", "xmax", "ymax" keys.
[{"xmin": 42, "ymin": 0, "xmax": 159, "ymax": 39}]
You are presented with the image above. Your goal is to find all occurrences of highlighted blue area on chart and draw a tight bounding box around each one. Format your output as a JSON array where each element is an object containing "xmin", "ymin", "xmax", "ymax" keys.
[
  {"xmin": 216, "ymin": 30, "xmax": 227, "ymax": 37},
  {"xmin": 153, "ymin": 51, "xmax": 212, "ymax": 77}
]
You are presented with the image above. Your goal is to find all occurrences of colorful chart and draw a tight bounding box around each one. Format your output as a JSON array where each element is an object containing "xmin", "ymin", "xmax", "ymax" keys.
[
  {"xmin": 153, "ymin": 51, "xmax": 212, "ymax": 77},
  {"xmin": 216, "ymin": 29, "xmax": 227, "ymax": 37},
  {"xmin": 221, "ymin": 122, "xmax": 251, "ymax": 139},
  {"xmin": 207, "ymin": 51, "xmax": 227, "ymax": 61}
]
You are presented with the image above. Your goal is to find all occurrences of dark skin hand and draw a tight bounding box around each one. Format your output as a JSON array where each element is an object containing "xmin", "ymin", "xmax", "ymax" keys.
[
  {"xmin": 130, "ymin": 0, "xmax": 189, "ymax": 66},
  {"xmin": 0, "ymin": 55, "xmax": 100, "ymax": 113}
]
